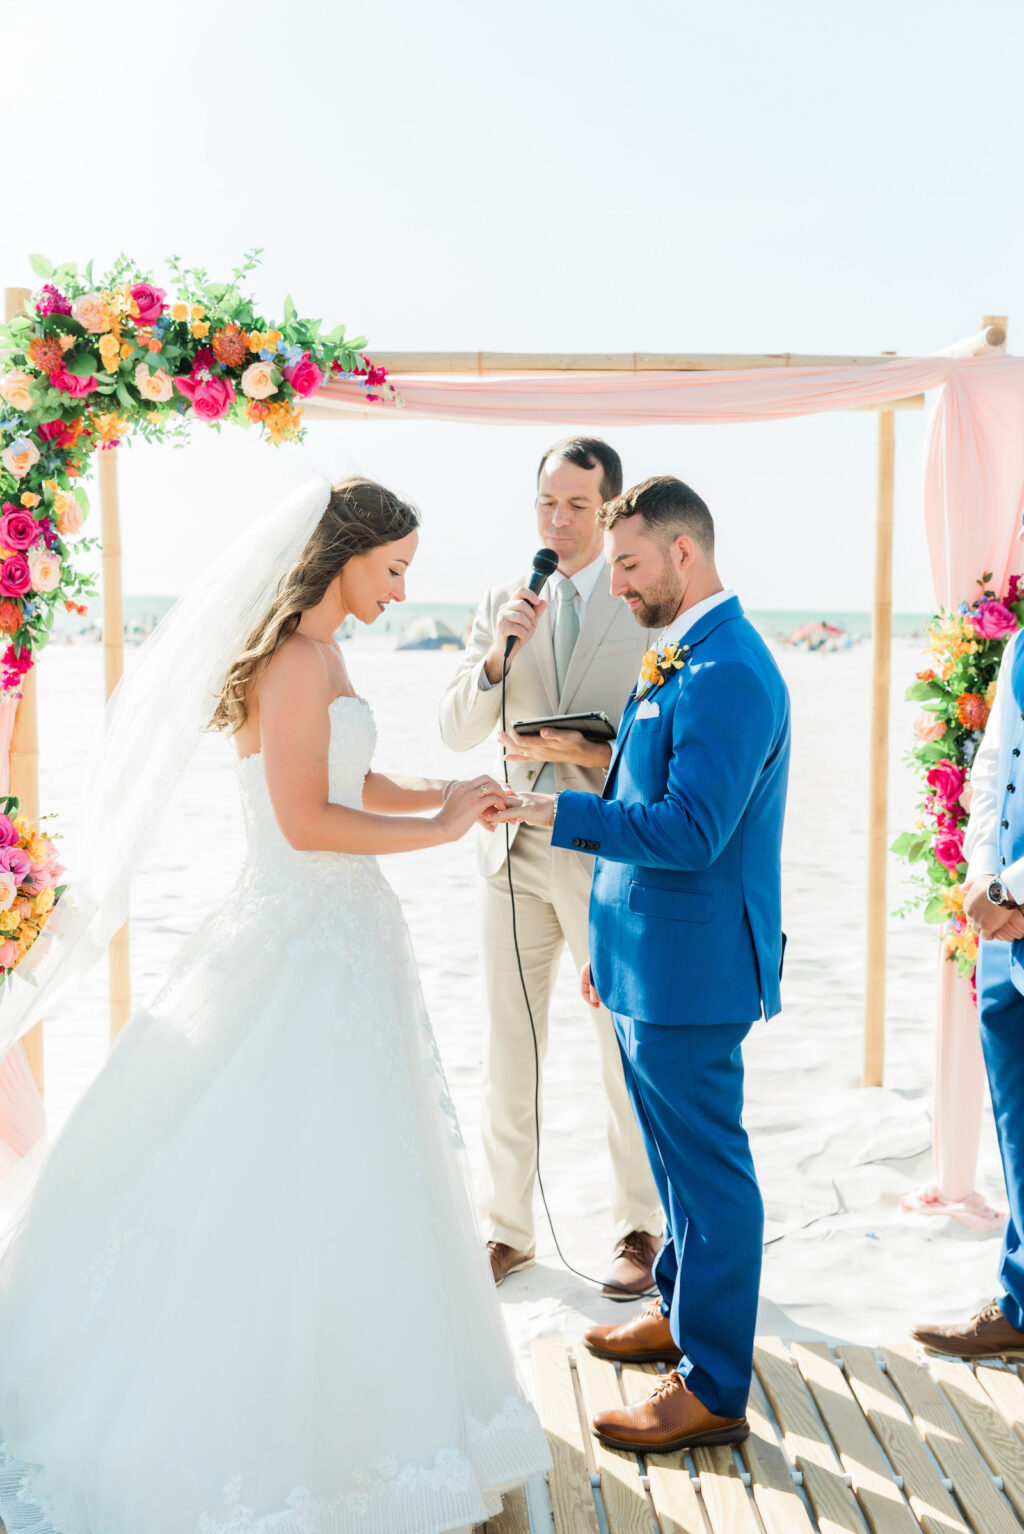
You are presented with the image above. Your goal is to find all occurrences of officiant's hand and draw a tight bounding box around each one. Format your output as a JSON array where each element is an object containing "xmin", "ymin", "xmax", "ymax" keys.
[
  {"xmin": 436, "ymin": 777, "xmax": 510, "ymax": 841},
  {"xmin": 965, "ymin": 877, "xmax": 1018, "ymax": 941},
  {"xmin": 483, "ymin": 589, "xmax": 548, "ymax": 683},
  {"xmin": 580, "ymin": 961, "xmax": 601, "ymax": 1009},
  {"xmin": 498, "ymin": 726, "xmax": 612, "ymax": 771},
  {"xmin": 491, "ymin": 791, "xmax": 556, "ymax": 829}
]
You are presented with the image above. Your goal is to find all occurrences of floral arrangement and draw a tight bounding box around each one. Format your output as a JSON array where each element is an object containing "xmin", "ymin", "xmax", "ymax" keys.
[
  {"xmin": 0, "ymin": 795, "xmax": 65, "ymax": 984},
  {"xmin": 892, "ymin": 573, "xmax": 1024, "ymax": 983},
  {"xmin": 637, "ymin": 640, "xmax": 690, "ymax": 700},
  {"xmin": 0, "ymin": 250, "xmax": 398, "ymax": 702}
]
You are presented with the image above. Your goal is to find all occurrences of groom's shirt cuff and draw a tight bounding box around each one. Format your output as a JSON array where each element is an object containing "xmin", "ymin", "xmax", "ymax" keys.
[{"xmin": 551, "ymin": 790, "xmax": 603, "ymax": 854}]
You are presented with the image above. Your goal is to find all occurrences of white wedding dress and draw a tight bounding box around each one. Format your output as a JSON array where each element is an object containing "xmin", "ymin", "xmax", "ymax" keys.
[{"xmin": 0, "ymin": 695, "xmax": 550, "ymax": 1534}]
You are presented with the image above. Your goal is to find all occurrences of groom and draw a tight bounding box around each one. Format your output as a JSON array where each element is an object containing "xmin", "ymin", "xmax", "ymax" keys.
[{"xmin": 499, "ymin": 475, "xmax": 790, "ymax": 1449}]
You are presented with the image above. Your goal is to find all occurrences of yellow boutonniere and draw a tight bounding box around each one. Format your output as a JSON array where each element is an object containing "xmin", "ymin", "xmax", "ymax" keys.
[{"xmin": 636, "ymin": 641, "xmax": 690, "ymax": 700}]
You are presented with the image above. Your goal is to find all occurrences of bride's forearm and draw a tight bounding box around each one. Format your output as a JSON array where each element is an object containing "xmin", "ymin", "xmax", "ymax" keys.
[
  {"xmin": 281, "ymin": 799, "xmax": 449, "ymax": 854},
  {"xmin": 362, "ymin": 770, "xmax": 447, "ymax": 815}
]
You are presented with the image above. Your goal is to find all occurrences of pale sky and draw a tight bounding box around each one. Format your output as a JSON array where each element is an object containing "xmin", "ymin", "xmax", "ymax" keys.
[{"xmin": 2, "ymin": 0, "xmax": 1022, "ymax": 611}]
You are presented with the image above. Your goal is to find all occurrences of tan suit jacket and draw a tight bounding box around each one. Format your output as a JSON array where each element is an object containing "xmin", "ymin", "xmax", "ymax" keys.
[{"xmin": 438, "ymin": 568, "xmax": 655, "ymax": 876}]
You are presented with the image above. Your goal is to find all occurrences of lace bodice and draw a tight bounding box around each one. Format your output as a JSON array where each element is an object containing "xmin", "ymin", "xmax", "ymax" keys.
[{"xmin": 234, "ymin": 695, "xmax": 377, "ymax": 885}]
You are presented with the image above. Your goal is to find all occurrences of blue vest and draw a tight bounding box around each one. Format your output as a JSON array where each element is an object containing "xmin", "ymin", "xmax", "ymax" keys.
[{"xmin": 996, "ymin": 637, "xmax": 1024, "ymax": 877}]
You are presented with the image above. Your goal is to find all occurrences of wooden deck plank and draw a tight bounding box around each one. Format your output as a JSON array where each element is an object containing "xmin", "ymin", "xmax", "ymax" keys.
[
  {"xmin": 574, "ymin": 1347, "xmax": 657, "ymax": 1534},
  {"xmin": 483, "ymin": 1483, "xmax": 530, "ymax": 1534},
  {"xmin": 881, "ymin": 1346, "xmax": 1020, "ymax": 1534},
  {"xmin": 927, "ymin": 1356, "xmax": 1024, "ymax": 1523},
  {"xmin": 742, "ymin": 1375, "xmax": 817, "ymax": 1534},
  {"xmin": 530, "ymin": 1340, "xmax": 601, "ymax": 1534},
  {"xmin": 754, "ymin": 1338, "xmax": 870, "ymax": 1534},
  {"xmin": 975, "ymin": 1361, "xmax": 1024, "ymax": 1449},
  {"xmin": 836, "ymin": 1346, "xmax": 970, "ymax": 1534},
  {"xmin": 794, "ymin": 1342, "xmax": 918, "ymax": 1534},
  {"xmin": 619, "ymin": 1363, "xmax": 705, "ymax": 1534}
]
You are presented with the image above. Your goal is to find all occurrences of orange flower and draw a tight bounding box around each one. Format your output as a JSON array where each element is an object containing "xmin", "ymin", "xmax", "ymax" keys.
[
  {"xmin": 89, "ymin": 410, "xmax": 129, "ymax": 445},
  {"xmin": 190, "ymin": 304, "xmax": 205, "ymax": 320},
  {"xmin": 246, "ymin": 399, "xmax": 272, "ymax": 422},
  {"xmin": 19, "ymin": 492, "xmax": 40, "ymax": 509},
  {"xmin": 0, "ymin": 601, "xmax": 21, "ymax": 634},
  {"xmin": 27, "ymin": 337, "xmax": 64, "ymax": 374},
  {"xmin": 120, "ymin": 341, "xmax": 134, "ymax": 360},
  {"xmin": 916, "ymin": 669, "xmax": 935, "ymax": 682},
  {"xmin": 147, "ymin": 338, "xmax": 163, "ymax": 353},
  {"xmin": 212, "ymin": 324, "xmax": 248, "ymax": 367},
  {"xmin": 956, "ymin": 692, "xmax": 990, "ymax": 731},
  {"xmin": 171, "ymin": 302, "xmax": 189, "ymax": 322},
  {"xmin": 191, "ymin": 321, "xmax": 210, "ymax": 339},
  {"xmin": 58, "ymin": 334, "xmax": 76, "ymax": 353},
  {"xmin": 639, "ymin": 650, "xmax": 664, "ymax": 690}
]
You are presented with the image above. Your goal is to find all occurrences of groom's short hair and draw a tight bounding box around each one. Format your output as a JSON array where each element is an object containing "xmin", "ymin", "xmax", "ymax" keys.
[
  {"xmin": 537, "ymin": 437, "xmax": 623, "ymax": 504},
  {"xmin": 599, "ymin": 476, "xmax": 714, "ymax": 556}
]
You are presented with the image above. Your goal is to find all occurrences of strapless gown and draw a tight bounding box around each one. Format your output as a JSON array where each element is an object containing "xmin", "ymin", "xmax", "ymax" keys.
[{"xmin": 0, "ymin": 696, "xmax": 550, "ymax": 1534}]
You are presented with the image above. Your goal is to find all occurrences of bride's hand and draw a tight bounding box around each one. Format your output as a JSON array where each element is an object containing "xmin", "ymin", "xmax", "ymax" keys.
[{"xmin": 435, "ymin": 777, "xmax": 509, "ymax": 842}]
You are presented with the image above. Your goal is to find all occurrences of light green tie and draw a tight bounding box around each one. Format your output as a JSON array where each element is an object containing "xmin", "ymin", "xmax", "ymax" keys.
[{"xmin": 536, "ymin": 578, "xmax": 579, "ymax": 795}]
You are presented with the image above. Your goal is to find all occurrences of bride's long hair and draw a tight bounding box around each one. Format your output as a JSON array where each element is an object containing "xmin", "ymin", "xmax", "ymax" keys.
[{"xmin": 209, "ymin": 476, "xmax": 419, "ymax": 734}]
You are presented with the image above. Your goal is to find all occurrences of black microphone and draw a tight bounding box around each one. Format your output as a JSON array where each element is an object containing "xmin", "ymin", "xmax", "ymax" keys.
[{"xmin": 504, "ymin": 547, "xmax": 559, "ymax": 660}]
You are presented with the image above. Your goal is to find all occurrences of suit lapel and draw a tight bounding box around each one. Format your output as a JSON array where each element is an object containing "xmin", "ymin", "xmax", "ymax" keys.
[{"xmin": 558, "ymin": 570, "xmax": 618, "ymax": 710}]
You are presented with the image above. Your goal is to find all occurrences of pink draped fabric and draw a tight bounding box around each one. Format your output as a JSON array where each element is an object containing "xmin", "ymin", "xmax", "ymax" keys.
[
  {"xmin": 0, "ymin": 697, "xmax": 16, "ymax": 797},
  {"xmin": 321, "ymin": 351, "xmax": 1024, "ymax": 1214},
  {"xmin": 0, "ymin": 697, "xmax": 45, "ymax": 1158}
]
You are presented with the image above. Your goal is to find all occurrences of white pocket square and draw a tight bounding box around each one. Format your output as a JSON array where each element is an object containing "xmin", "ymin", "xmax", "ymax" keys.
[{"xmin": 636, "ymin": 697, "xmax": 661, "ymax": 719}]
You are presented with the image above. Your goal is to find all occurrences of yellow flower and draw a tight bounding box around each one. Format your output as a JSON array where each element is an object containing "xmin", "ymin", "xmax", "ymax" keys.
[
  {"xmin": 19, "ymin": 492, "xmax": 40, "ymax": 509},
  {"xmin": 99, "ymin": 333, "xmax": 121, "ymax": 374},
  {"xmin": 987, "ymin": 680, "xmax": 998, "ymax": 707},
  {"xmin": 191, "ymin": 321, "xmax": 210, "ymax": 338},
  {"xmin": 190, "ymin": 304, "xmax": 205, "ymax": 320},
  {"xmin": 171, "ymin": 302, "xmax": 189, "ymax": 322},
  {"xmin": 120, "ymin": 342, "xmax": 134, "ymax": 360}
]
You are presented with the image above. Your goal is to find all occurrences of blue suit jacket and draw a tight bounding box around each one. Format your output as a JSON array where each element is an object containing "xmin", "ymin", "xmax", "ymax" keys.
[{"xmin": 551, "ymin": 596, "xmax": 791, "ymax": 1027}]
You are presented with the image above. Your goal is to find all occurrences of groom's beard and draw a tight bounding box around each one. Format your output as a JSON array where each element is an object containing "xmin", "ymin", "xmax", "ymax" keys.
[{"xmin": 626, "ymin": 569, "xmax": 685, "ymax": 631}]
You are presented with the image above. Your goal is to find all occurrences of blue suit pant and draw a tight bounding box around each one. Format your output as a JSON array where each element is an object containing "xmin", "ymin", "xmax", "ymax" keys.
[
  {"xmin": 977, "ymin": 941, "xmax": 1024, "ymax": 1330},
  {"xmin": 612, "ymin": 1013, "xmax": 763, "ymax": 1419}
]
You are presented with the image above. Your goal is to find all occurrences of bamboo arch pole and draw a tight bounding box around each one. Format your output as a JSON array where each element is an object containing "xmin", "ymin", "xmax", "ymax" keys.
[
  {"xmin": 3, "ymin": 287, "xmax": 44, "ymax": 1093},
  {"xmin": 98, "ymin": 447, "xmax": 131, "ymax": 1040},
  {"xmin": 863, "ymin": 397, "xmax": 897, "ymax": 1088}
]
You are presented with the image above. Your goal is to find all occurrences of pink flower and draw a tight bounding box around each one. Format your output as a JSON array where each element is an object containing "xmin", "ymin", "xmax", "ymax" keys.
[
  {"xmin": 0, "ymin": 556, "xmax": 31, "ymax": 598},
  {"xmin": 0, "ymin": 815, "xmax": 16, "ymax": 850},
  {"xmin": 283, "ymin": 351, "xmax": 324, "ymax": 398},
  {"xmin": 915, "ymin": 714, "xmax": 947, "ymax": 743},
  {"xmin": 927, "ymin": 759, "xmax": 966, "ymax": 806},
  {"xmin": 35, "ymin": 284, "xmax": 72, "ymax": 318},
  {"xmin": 50, "ymin": 365, "xmax": 97, "ymax": 398},
  {"xmin": 934, "ymin": 828, "xmax": 966, "ymax": 873},
  {"xmin": 27, "ymin": 549, "xmax": 61, "ymax": 593},
  {"xmin": 972, "ymin": 600, "xmax": 1018, "ymax": 640},
  {"xmin": 0, "ymin": 508, "xmax": 39, "ymax": 551},
  {"xmin": 0, "ymin": 938, "xmax": 18, "ymax": 969},
  {"xmin": 0, "ymin": 846, "xmax": 31, "ymax": 884},
  {"xmin": 37, "ymin": 419, "xmax": 78, "ymax": 448},
  {"xmin": 174, "ymin": 373, "xmax": 236, "ymax": 422},
  {"xmin": 130, "ymin": 283, "xmax": 166, "ymax": 325}
]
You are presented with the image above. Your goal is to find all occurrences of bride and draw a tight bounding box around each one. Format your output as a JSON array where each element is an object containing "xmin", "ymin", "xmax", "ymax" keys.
[{"xmin": 0, "ymin": 476, "xmax": 551, "ymax": 1534}]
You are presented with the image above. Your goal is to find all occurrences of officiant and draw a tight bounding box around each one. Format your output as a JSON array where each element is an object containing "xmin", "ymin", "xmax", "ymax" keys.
[{"xmin": 439, "ymin": 437, "xmax": 663, "ymax": 1295}]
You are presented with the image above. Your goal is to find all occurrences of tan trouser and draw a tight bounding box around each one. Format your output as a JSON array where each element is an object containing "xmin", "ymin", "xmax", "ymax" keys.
[{"xmin": 479, "ymin": 824, "xmax": 663, "ymax": 1251}]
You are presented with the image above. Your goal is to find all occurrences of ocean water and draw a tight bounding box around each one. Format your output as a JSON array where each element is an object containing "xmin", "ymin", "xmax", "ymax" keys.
[{"xmin": 56, "ymin": 595, "xmax": 931, "ymax": 645}]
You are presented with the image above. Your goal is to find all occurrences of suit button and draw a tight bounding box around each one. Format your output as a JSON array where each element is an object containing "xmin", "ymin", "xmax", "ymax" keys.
[
  {"xmin": 1003, "ymin": 856, "xmax": 1008, "ymax": 865},
  {"xmin": 1004, "ymin": 820, "xmax": 1011, "ymax": 829},
  {"xmin": 1009, "ymin": 784, "xmax": 1017, "ymax": 793},
  {"xmin": 572, "ymin": 838, "xmax": 581, "ymax": 848},
  {"xmin": 1015, "ymin": 749, "xmax": 1022, "ymax": 757},
  {"xmin": 591, "ymin": 841, "xmax": 600, "ymax": 850}
]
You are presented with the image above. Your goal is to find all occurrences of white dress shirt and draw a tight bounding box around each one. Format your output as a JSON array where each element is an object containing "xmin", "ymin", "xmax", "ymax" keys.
[
  {"xmin": 965, "ymin": 630, "xmax": 1024, "ymax": 896},
  {"xmin": 479, "ymin": 552, "xmax": 606, "ymax": 691},
  {"xmin": 636, "ymin": 588, "xmax": 736, "ymax": 686}
]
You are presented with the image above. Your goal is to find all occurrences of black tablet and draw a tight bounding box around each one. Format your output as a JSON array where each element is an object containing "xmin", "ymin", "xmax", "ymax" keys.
[{"xmin": 510, "ymin": 711, "xmax": 616, "ymax": 743}]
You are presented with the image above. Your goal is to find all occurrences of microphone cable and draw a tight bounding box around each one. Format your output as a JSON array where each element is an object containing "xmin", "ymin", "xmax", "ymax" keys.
[{"xmin": 498, "ymin": 640, "xmax": 648, "ymax": 1299}]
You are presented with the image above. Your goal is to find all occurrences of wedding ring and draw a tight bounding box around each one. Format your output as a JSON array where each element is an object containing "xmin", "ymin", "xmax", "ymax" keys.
[{"xmin": 478, "ymin": 784, "xmax": 489, "ymax": 797}]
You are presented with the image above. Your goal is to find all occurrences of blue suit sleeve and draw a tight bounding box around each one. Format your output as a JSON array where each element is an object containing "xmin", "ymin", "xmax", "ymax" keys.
[{"xmin": 551, "ymin": 660, "xmax": 777, "ymax": 870}]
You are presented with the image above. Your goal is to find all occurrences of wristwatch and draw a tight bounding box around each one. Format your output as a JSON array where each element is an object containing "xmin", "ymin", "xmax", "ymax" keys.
[{"xmin": 988, "ymin": 877, "xmax": 1019, "ymax": 909}]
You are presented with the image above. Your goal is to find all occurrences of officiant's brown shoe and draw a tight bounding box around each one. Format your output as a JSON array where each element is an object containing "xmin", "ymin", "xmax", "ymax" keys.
[
  {"xmin": 584, "ymin": 1299, "xmax": 682, "ymax": 1365},
  {"xmin": 487, "ymin": 1242, "xmax": 535, "ymax": 1286},
  {"xmin": 602, "ymin": 1230, "xmax": 659, "ymax": 1300},
  {"xmin": 592, "ymin": 1370, "xmax": 748, "ymax": 1454},
  {"xmin": 911, "ymin": 1300, "xmax": 1024, "ymax": 1359}
]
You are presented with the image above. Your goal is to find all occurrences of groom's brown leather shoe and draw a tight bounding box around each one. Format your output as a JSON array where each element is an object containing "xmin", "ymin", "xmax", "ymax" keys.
[
  {"xmin": 583, "ymin": 1299, "xmax": 682, "ymax": 1364},
  {"xmin": 910, "ymin": 1300, "xmax": 1024, "ymax": 1359},
  {"xmin": 487, "ymin": 1242, "xmax": 535, "ymax": 1286},
  {"xmin": 592, "ymin": 1370, "xmax": 748, "ymax": 1454}
]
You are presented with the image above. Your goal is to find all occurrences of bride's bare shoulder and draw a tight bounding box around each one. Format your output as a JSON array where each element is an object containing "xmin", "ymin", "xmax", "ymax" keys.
[{"xmin": 259, "ymin": 633, "xmax": 332, "ymax": 711}]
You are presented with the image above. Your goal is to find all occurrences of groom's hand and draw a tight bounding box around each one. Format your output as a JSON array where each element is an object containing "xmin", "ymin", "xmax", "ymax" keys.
[
  {"xmin": 491, "ymin": 791, "xmax": 555, "ymax": 829},
  {"xmin": 498, "ymin": 726, "xmax": 612, "ymax": 770},
  {"xmin": 580, "ymin": 961, "xmax": 601, "ymax": 1010},
  {"xmin": 965, "ymin": 876, "xmax": 1016, "ymax": 941}
]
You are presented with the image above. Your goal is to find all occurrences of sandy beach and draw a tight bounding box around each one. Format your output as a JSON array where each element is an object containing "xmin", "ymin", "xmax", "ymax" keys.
[{"xmin": 32, "ymin": 633, "xmax": 1006, "ymax": 1372}]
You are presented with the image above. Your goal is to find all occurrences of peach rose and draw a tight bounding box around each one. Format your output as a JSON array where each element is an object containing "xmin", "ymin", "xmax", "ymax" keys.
[
  {"xmin": 240, "ymin": 361, "xmax": 277, "ymax": 400},
  {"xmin": 0, "ymin": 370, "xmax": 33, "ymax": 413},
  {"xmin": 134, "ymin": 363, "xmax": 173, "ymax": 404},
  {"xmin": 27, "ymin": 550, "xmax": 61, "ymax": 593},
  {"xmin": 0, "ymin": 870, "xmax": 16, "ymax": 914},
  {"xmin": 914, "ymin": 713, "xmax": 947, "ymax": 743},
  {"xmin": 54, "ymin": 493, "xmax": 84, "ymax": 537},
  {"xmin": 0, "ymin": 439, "xmax": 40, "ymax": 480},
  {"xmin": 70, "ymin": 292, "xmax": 110, "ymax": 333},
  {"xmin": 0, "ymin": 937, "xmax": 17, "ymax": 969}
]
